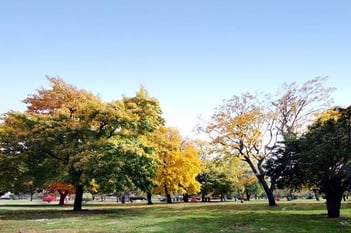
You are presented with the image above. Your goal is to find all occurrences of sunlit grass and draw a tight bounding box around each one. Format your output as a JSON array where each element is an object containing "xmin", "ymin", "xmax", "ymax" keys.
[{"xmin": 0, "ymin": 199, "xmax": 350, "ymax": 232}]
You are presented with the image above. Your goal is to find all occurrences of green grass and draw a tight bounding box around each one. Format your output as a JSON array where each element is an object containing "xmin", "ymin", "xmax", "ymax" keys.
[{"xmin": 1, "ymin": 200, "xmax": 351, "ymax": 233}]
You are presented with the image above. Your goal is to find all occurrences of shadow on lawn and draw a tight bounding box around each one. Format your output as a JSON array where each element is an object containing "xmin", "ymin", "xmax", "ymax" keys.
[
  {"xmin": 135, "ymin": 210, "xmax": 351, "ymax": 233},
  {"xmin": 1, "ymin": 203, "xmax": 351, "ymax": 233},
  {"xmin": 0, "ymin": 206, "xmax": 138, "ymax": 220}
]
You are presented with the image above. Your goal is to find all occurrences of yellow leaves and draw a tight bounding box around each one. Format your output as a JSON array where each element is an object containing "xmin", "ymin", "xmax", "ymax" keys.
[
  {"xmin": 88, "ymin": 179, "xmax": 100, "ymax": 193},
  {"xmin": 206, "ymin": 92, "xmax": 266, "ymax": 163},
  {"xmin": 119, "ymin": 87, "xmax": 164, "ymax": 134},
  {"xmin": 152, "ymin": 126, "xmax": 202, "ymax": 195},
  {"xmin": 318, "ymin": 109, "xmax": 341, "ymax": 124},
  {"xmin": 152, "ymin": 126, "xmax": 180, "ymax": 156},
  {"xmin": 235, "ymin": 166, "xmax": 257, "ymax": 191}
]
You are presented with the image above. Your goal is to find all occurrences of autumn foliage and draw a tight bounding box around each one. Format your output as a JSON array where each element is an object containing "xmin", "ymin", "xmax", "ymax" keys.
[
  {"xmin": 44, "ymin": 181, "xmax": 75, "ymax": 205},
  {"xmin": 152, "ymin": 126, "xmax": 201, "ymax": 203},
  {"xmin": 0, "ymin": 77, "xmax": 165, "ymax": 210},
  {"xmin": 0, "ymin": 76, "xmax": 341, "ymax": 218}
]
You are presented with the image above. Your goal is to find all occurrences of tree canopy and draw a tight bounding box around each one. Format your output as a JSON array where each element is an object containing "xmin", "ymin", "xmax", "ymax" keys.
[
  {"xmin": 152, "ymin": 126, "xmax": 201, "ymax": 203},
  {"xmin": 0, "ymin": 77, "xmax": 164, "ymax": 210},
  {"xmin": 201, "ymin": 77, "xmax": 334, "ymax": 206},
  {"xmin": 270, "ymin": 106, "xmax": 351, "ymax": 217}
]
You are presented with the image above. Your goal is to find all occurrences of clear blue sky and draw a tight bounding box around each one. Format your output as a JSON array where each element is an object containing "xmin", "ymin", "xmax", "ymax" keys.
[{"xmin": 1, "ymin": 1, "xmax": 350, "ymax": 137}]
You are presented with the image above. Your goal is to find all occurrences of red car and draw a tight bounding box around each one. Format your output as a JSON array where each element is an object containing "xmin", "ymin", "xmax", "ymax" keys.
[
  {"xmin": 43, "ymin": 196, "xmax": 56, "ymax": 203},
  {"xmin": 190, "ymin": 196, "xmax": 201, "ymax": 202}
]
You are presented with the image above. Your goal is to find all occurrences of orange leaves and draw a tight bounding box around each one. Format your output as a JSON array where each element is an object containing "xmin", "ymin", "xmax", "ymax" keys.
[
  {"xmin": 44, "ymin": 181, "xmax": 76, "ymax": 206},
  {"xmin": 24, "ymin": 77, "xmax": 101, "ymax": 115},
  {"xmin": 1, "ymin": 77, "xmax": 168, "ymax": 210},
  {"xmin": 44, "ymin": 181, "xmax": 75, "ymax": 195}
]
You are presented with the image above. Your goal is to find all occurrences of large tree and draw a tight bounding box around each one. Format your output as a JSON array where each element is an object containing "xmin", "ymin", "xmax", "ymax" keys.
[
  {"xmin": 0, "ymin": 77, "xmax": 164, "ymax": 210},
  {"xmin": 201, "ymin": 77, "xmax": 334, "ymax": 206},
  {"xmin": 272, "ymin": 106, "xmax": 351, "ymax": 218}
]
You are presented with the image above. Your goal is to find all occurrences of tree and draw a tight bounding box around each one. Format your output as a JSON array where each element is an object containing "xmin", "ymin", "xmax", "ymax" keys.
[
  {"xmin": 0, "ymin": 77, "xmax": 164, "ymax": 210},
  {"xmin": 195, "ymin": 140, "xmax": 252, "ymax": 201},
  {"xmin": 87, "ymin": 138, "xmax": 157, "ymax": 205},
  {"xmin": 267, "ymin": 77, "xmax": 335, "ymax": 187},
  {"xmin": 152, "ymin": 126, "xmax": 201, "ymax": 203},
  {"xmin": 197, "ymin": 160, "xmax": 230, "ymax": 201},
  {"xmin": 44, "ymin": 181, "xmax": 75, "ymax": 206},
  {"xmin": 195, "ymin": 140, "xmax": 218, "ymax": 201},
  {"xmin": 273, "ymin": 106, "xmax": 351, "ymax": 218},
  {"xmin": 243, "ymin": 179, "xmax": 262, "ymax": 201},
  {"xmin": 236, "ymin": 169, "xmax": 258, "ymax": 201},
  {"xmin": 203, "ymin": 92, "xmax": 278, "ymax": 205},
  {"xmin": 201, "ymin": 77, "xmax": 334, "ymax": 206},
  {"xmin": 178, "ymin": 140, "xmax": 202, "ymax": 201}
]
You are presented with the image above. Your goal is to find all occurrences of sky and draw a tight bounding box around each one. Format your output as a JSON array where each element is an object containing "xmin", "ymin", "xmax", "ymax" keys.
[{"xmin": 1, "ymin": 1, "xmax": 350, "ymax": 138}]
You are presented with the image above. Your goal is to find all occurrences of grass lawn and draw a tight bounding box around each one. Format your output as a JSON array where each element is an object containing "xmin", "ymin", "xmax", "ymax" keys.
[{"xmin": 0, "ymin": 199, "xmax": 351, "ymax": 233}]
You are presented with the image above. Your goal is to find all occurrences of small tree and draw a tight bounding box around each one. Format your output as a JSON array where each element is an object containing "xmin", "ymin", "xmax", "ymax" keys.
[{"xmin": 45, "ymin": 181, "xmax": 75, "ymax": 206}]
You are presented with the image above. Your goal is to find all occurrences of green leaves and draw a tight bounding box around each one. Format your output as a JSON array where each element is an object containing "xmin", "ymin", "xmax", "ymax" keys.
[{"xmin": 0, "ymin": 77, "xmax": 165, "ymax": 209}]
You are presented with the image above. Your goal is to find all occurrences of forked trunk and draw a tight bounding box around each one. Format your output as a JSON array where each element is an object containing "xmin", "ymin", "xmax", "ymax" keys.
[
  {"xmin": 58, "ymin": 192, "xmax": 68, "ymax": 206},
  {"xmin": 57, "ymin": 190, "xmax": 69, "ymax": 206}
]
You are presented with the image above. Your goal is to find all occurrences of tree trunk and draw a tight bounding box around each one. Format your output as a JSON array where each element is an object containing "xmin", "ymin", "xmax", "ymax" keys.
[
  {"xmin": 201, "ymin": 192, "xmax": 207, "ymax": 202},
  {"xmin": 164, "ymin": 185, "xmax": 172, "ymax": 203},
  {"xmin": 258, "ymin": 175, "xmax": 276, "ymax": 206},
  {"xmin": 147, "ymin": 192, "xmax": 153, "ymax": 205},
  {"xmin": 166, "ymin": 194, "xmax": 172, "ymax": 203},
  {"xmin": 58, "ymin": 190, "xmax": 68, "ymax": 206},
  {"xmin": 245, "ymin": 157, "xmax": 276, "ymax": 206},
  {"xmin": 313, "ymin": 189, "xmax": 320, "ymax": 201},
  {"xmin": 325, "ymin": 191, "xmax": 343, "ymax": 218},
  {"xmin": 220, "ymin": 195, "xmax": 225, "ymax": 202},
  {"xmin": 246, "ymin": 191, "xmax": 251, "ymax": 201},
  {"xmin": 73, "ymin": 184, "xmax": 84, "ymax": 211},
  {"xmin": 183, "ymin": 194, "xmax": 189, "ymax": 202}
]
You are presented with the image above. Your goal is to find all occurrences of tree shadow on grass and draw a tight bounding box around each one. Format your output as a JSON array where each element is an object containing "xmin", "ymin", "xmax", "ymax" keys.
[
  {"xmin": 1, "ymin": 203, "xmax": 351, "ymax": 233},
  {"xmin": 0, "ymin": 206, "xmax": 142, "ymax": 220},
  {"xmin": 137, "ymin": 211, "xmax": 351, "ymax": 233}
]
